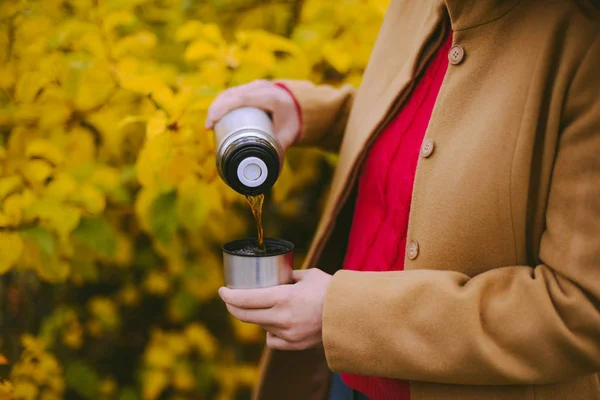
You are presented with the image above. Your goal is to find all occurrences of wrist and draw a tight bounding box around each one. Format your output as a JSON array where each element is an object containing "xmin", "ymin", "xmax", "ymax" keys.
[{"xmin": 274, "ymin": 82, "xmax": 303, "ymax": 144}]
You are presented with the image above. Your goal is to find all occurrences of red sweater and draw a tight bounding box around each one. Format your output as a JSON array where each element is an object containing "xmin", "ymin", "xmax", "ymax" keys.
[{"xmin": 340, "ymin": 32, "xmax": 452, "ymax": 399}]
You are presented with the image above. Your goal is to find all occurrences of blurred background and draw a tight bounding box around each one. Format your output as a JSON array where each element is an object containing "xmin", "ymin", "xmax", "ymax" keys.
[{"xmin": 0, "ymin": 0, "xmax": 386, "ymax": 398}]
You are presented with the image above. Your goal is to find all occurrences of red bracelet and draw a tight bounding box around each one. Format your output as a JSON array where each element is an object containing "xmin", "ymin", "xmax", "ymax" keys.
[{"xmin": 274, "ymin": 82, "xmax": 303, "ymax": 142}]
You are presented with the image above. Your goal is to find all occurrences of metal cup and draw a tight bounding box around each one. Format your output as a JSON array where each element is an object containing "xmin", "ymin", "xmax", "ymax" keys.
[{"xmin": 222, "ymin": 238, "xmax": 294, "ymax": 289}]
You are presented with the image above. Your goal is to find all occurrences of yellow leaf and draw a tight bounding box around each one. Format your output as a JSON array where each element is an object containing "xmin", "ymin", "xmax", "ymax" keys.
[
  {"xmin": 120, "ymin": 76, "xmax": 174, "ymax": 112},
  {"xmin": 114, "ymin": 233, "xmax": 133, "ymax": 267},
  {"xmin": 104, "ymin": 10, "xmax": 136, "ymax": 32},
  {"xmin": 52, "ymin": 206, "xmax": 81, "ymax": 239},
  {"xmin": 2, "ymin": 194, "xmax": 25, "ymax": 225},
  {"xmin": 65, "ymin": 127, "xmax": 96, "ymax": 167},
  {"xmin": 142, "ymin": 369, "xmax": 168, "ymax": 400},
  {"xmin": 146, "ymin": 110, "xmax": 167, "ymax": 140},
  {"xmin": 159, "ymin": 152, "xmax": 198, "ymax": 188},
  {"xmin": 236, "ymin": 29, "xmax": 301, "ymax": 54},
  {"xmin": 0, "ymin": 232, "xmax": 24, "ymax": 274},
  {"xmin": 135, "ymin": 133, "xmax": 173, "ymax": 188},
  {"xmin": 36, "ymin": 258, "xmax": 70, "ymax": 283},
  {"xmin": 71, "ymin": 64, "xmax": 116, "ymax": 111},
  {"xmin": 89, "ymin": 166, "xmax": 120, "ymax": 193},
  {"xmin": 164, "ymin": 332, "xmax": 190, "ymax": 355},
  {"xmin": 176, "ymin": 179, "xmax": 210, "ymax": 231},
  {"xmin": 175, "ymin": 20, "xmax": 204, "ymax": 42},
  {"xmin": 14, "ymin": 71, "xmax": 50, "ymax": 103},
  {"xmin": 88, "ymin": 297, "xmax": 120, "ymax": 330},
  {"xmin": 21, "ymin": 334, "xmax": 46, "ymax": 354},
  {"xmin": 0, "ymin": 380, "xmax": 13, "ymax": 399},
  {"xmin": 37, "ymin": 102, "xmax": 71, "ymax": 130},
  {"xmin": 71, "ymin": 184, "xmax": 106, "ymax": 214},
  {"xmin": 134, "ymin": 188, "xmax": 156, "ymax": 232},
  {"xmin": 0, "ymin": 176, "xmax": 23, "ymax": 200},
  {"xmin": 0, "ymin": 213, "xmax": 11, "ymax": 228},
  {"xmin": 0, "ymin": 1, "xmax": 22, "ymax": 18},
  {"xmin": 117, "ymin": 115, "xmax": 147, "ymax": 130},
  {"xmin": 0, "ymin": 63, "xmax": 16, "ymax": 89},
  {"xmin": 21, "ymin": 160, "xmax": 53, "ymax": 187},
  {"xmin": 176, "ymin": 21, "xmax": 223, "ymax": 45},
  {"xmin": 184, "ymin": 40, "xmax": 221, "ymax": 62},
  {"xmin": 61, "ymin": 319, "xmax": 83, "ymax": 349},
  {"xmin": 12, "ymin": 381, "xmax": 37, "ymax": 400},
  {"xmin": 0, "ymin": 354, "xmax": 8, "ymax": 365},
  {"xmin": 144, "ymin": 346, "xmax": 173, "ymax": 369},
  {"xmin": 172, "ymin": 364, "xmax": 195, "ymax": 391},
  {"xmin": 230, "ymin": 317, "xmax": 264, "ymax": 343},
  {"xmin": 113, "ymin": 31, "xmax": 157, "ymax": 58},
  {"xmin": 235, "ymin": 364, "xmax": 258, "ymax": 387},
  {"xmin": 323, "ymin": 39, "xmax": 353, "ymax": 73},
  {"xmin": 369, "ymin": 0, "xmax": 391, "ymax": 15},
  {"xmin": 184, "ymin": 323, "xmax": 217, "ymax": 358},
  {"xmin": 25, "ymin": 197, "xmax": 80, "ymax": 238},
  {"xmin": 118, "ymin": 284, "xmax": 140, "ymax": 306},
  {"xmin": 143, "ymin": 271, "xmax": 170, "ymax": 295},
  {"xmin": 45, "ymin": 174, "xmax": 78, "ymax": 200},
  {"xmin": 99, "ymin": 378, "xmax": 117, "ymax": 397}
]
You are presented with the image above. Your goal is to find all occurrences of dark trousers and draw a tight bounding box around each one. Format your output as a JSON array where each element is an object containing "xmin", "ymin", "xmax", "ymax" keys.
[{"xmin": 328, "ymin": 373, "xmax": 370, "ymax": 400}]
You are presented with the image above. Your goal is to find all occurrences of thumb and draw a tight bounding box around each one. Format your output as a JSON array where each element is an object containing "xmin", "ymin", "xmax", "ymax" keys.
[{"xmin": 292, "ymin": 269, "xmax": 309, "ymax": 282}]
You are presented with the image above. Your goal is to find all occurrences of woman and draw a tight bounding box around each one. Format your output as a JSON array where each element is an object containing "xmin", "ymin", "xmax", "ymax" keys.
[{"xmin": 206, "ymin": 0, "xmax": 600, "ymax": 399}]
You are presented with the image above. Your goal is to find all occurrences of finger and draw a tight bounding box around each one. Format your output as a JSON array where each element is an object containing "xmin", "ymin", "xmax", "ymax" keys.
[
  {"xmin": 205, "ymin": 81, "xmax": 273, "ymax": 128},
  {"xmin": 266, "ymin": 332, "xmax": 300, "ymax": 351},
  {"xmin": 292, "ymin": 269, "xmax": 309, "ymax": 282},
  {"xmin": 218, "ymin": 286, "xmax": 286, "ymax": 309},
  {"xmin": 225, "ymin": 303, "xmax": 285, "ymax": 327},
  {"xmin": 209, "ymin": 86, "xmax": 276, "ymax": 123},
  {"xmin": 258, "ymin": 324, "xmax": 287, "ymax": 339}
]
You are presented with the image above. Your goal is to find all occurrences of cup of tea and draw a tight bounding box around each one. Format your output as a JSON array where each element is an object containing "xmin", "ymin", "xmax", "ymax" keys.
[{"xmin": 222, "ymin": 238, "xmax": 294, "ymax": 289}]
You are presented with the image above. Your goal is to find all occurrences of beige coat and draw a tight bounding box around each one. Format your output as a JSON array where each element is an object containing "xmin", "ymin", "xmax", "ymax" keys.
[{"xmin": 257, "ymin": 0, "xmax": 600, "ymax": 399}]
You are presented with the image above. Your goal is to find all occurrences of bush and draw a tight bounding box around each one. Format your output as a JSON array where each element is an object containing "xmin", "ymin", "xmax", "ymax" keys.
[{"xmin": 0, "ymin": 0, "xmax": 386, "ymax": 399}]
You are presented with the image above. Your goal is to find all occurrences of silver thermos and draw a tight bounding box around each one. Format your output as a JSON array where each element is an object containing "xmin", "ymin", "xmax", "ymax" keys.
[{"xmin": 214, "ymin": 107, "xmax": 284, "ymax": 196}]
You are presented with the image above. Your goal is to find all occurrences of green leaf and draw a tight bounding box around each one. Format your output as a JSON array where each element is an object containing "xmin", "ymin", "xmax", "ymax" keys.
[
  {"xmin": 118, "ymin": 387, "xmax": 139, "ymax": 400},
  {"xmin": 119, "ymin": 164, "xmax": 137, "ymax": 184},
  {"xmin": 195, "ymin": 362, "xmax": 215, "ymax": 394},
  {"xmin": 21, "ymin": 226, "xmax": 55, "ymax": 255},
  {"xmin": 71, "ymin": 260, "xmax": 99, "ymax": 282},
  {"xmin": 72, "ymin": 217, "xmax": 118, "ymax": 257},
  {"xmin": 65, "ymin": 361, "xmax": 100, "ymax": 399},
  {"xmin": 171, "ymin": 289, "xmax": 198, "ymax": 321},
  {"xmin": 150, "ymin": 190, "xmax": 178, "ymax": 244}
]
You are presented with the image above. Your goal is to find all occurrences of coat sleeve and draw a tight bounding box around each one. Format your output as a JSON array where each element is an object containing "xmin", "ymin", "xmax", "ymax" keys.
[
  {"xmin": 274, "ymin": 79, "xmax": 355, "ymax": 152},
  {"xmin": 321, "ymin": 36, "xmax": 600, "ymax": 385}
]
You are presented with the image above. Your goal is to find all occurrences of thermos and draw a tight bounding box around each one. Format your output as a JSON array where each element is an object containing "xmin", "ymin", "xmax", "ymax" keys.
[
  {"xmin": 222, "ymin": 238, "xmax": 294, "ymax": 289},
  {"xmin": 214, "ymin": 107, "xmax": 284, "ymax": 195}
]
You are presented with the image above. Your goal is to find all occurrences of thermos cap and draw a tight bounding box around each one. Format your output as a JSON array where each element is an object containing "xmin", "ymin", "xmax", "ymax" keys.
[
  {"xmin": 223, "ymin": 140, "xmax": 280, "ymax": 195},
  {"xmin": 237, "ymin": 156, "xmax": 268, "ymax": 187}
]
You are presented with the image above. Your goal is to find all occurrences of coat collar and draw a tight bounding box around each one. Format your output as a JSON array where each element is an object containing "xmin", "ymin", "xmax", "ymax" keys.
[{"xmin": 439, "ymin": 0, "xmax": 522, "ymax": 31}]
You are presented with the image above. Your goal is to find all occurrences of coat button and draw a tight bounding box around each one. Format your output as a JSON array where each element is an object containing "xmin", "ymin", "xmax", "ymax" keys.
[
  {"xmin": 407, "ymin": 240, "xmax": 419, "ymax": 260},
  {"xmin": 420, "ymin": 139, "xmax": 435, "ymax": 158},
  {"xmin": 448, "ymin": 45, "xmax": 465, "ymax": 65}
]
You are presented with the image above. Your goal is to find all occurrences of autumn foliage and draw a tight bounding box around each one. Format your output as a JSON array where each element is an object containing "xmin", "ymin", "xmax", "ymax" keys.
[{"xmin": 0, "ymin": 0, "xmax": 386, "ymax": 399}]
